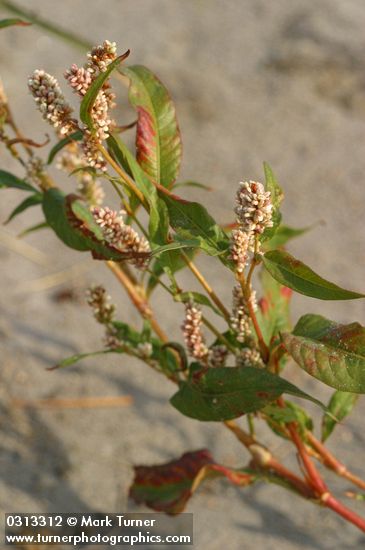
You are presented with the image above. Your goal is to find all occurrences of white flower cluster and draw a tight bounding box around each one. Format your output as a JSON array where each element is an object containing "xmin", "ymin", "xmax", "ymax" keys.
[
  {"xmin": 230, "ymin": 180, "xmax": 273, "ymax": 273},
  {"xmin": 28, "ymin": 70, "xmax": 77, "ymax": 136},
  {"xmin": 236, "ymin": 347, "xmax": 264, "ymax": 369},
  {"xmin": 92, "ymin": 206, "xmax": 151, "ymax": 270},
  {"xmin": 235, "ymin": 180, "xmax": 273, "ymax": 235},
  {"xmin": 230, "ymin": 284, "xmax": 257, "ymax": 343},
  {"xmin": 230, "ymin": 229, "xmax": 250, "ymax": 274},
  {"xmin": 29, "ymin": 40, "xmax": 119, "ymax": 171},
  {"xmin": 208, "ymin": 345, "xmax": 228, "ymax": 368},
  {"xmin": 181, "ymin": 302, "xmax": 209, "ymax": 362}
]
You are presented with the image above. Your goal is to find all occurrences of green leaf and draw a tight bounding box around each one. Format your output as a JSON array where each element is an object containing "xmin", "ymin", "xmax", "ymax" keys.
[
  {"xmin": 263, "ymin": 400, "xmax": 313, "ymax": 439},
  {"xmin": 107, "ymin": 136, "xmax": 169, "ymax": 246},
  {"xmin": 111, "ymin": 321, "xmax": 180, "ymax": 377},
  {"xmin": 47, "ymin": 130, "xmax": 83, "ymax": 164},
  {"xmin": 282, "ymin": 314, "xmax": 365, "ymax": 393},
  {"xmin": 256, "ymin": 268, "xmax": 292, "ymax": 344},
  {"xmin": 146, "ymin": 247, "xmax": 197, "ymax": 296},
  {"xmin": 170, "ymin": 365, "xmax": 323, "ymax": 421},
  {"xmin": 263, "ymin": 250, "xmax": 364, "ymax": 300},
  {"xmin": 150, "ymin": 239, "xmax": 200, "ymax": 257},
  {"xmin": 80, "ymin": 52, "xmax": 129, "ymax": 129},
  {"xmin": 260, "ymin": 162, "xmax": 283, "ymax": 242},
  {"xmin": 162, "ymin": 194, "xmax": 230, "ymax": 260},
  {"xmin": 42, "ymin": 189, "xmax": 91, "ymax": 251},
  {"xmin": 67, "ymin": 195, "xmax": 151, "ymax": 262},
  {"xmin": 43, "ymin": 190, "xmax": 149, "ymax": 262},
  {"xmin": 0, "ymin": 18, "xmax": 31, "ymax": 29},
  {"xmin": 52, "ymin": 349, "xmax": 113, "ymax": 369},
  {"xmin": 173, "ymin": 180, "xmax": 212, "ymax": 192},
  {"xmin": 174, "ymin": 291, "xmax": 222, "ymax": 317},
  {"xmin": 0, "ymin": 169, "xmax": 37, "ymax": 192},
  {"xmin": 123, "ymin": 65, "xmax": 182, "ymax": 189},
  {"xmin": 264, "ymin": 224, "xmax": 313, "ymax": 250},
  {"xmin": 4, "ymin": 193, "xmax": 43, "ymax": 223},
  {"xmin": 17, "ymin": 221, "xmax": 49, "ymax": 238},
  {"xmin": 130, "ymin": 449, "xmax": 254, "ymax": 514},
  {"xmin": 321, "ymin": 391, "xmax": 358, "ymax": 441}
]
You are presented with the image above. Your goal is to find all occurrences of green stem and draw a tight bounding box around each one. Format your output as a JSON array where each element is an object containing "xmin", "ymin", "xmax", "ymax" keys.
[
  {"xmin": 0, "ymin": 0, "xmax": 92, "ymax": 50},
  {"xmin": 181, "ymin": 251, "xmax": 231, "ymax": 322},
  {"xmin": 247, "ymin": 414, "xmax": 255, "ymax": 437}
]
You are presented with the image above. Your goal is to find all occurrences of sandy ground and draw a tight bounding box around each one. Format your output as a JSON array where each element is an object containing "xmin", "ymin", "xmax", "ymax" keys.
[{"xmin": 1, "ymin": 1, "xmax": 365, "ymax": 548}]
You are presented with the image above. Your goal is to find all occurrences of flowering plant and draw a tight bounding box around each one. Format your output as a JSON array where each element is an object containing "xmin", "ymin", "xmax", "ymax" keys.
[{"xmin": 2, "ymin": 22, "xmax": 365, "ymax": 533}]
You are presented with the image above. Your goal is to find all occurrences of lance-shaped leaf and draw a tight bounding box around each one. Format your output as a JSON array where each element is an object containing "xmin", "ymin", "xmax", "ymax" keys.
[
  {"xmin": 53, "ymin": 321, "xmax": 179, "ymax": 377},
  {"xmin": 256, "ymin": 268, "xmax": 292, "ymax": 344},
  {"xmin": 18, "ymin": 221, "xmax": 49, "ymax": 238},
  {"xmin": 321, "ymin": 390, "xmax": 358, "ymax": 442},
  {"xmin": 107, "ymin": 136, "xmax": 169, "ymax": 246},
  {"xmin": 129, "ymin": 449, "xmax": 254, "ymax": 514},
  {"xmin": 0, "ymin": 169, "xmax": 37, "ymax": 192},
  {"xmin": 146, "ymin": 247, "xmax": 197, "ymax": 296},
  {"xmin": 263, "ymin": 250, "xmax": 364, "ymax": 300},
  {"xmin": 4, "ymin": 193, "xmax": 43, "ymax": 224},
  {"xmin": 67, "ymin": 195, "xmax": 152, "ymax": 263},
  {"xmin": 174, "ymin": 291, "xmax": 222, "ymax": 317},
  {"xmin": 263, "ymin": 400, "xmax": 313, "ymax": 439},
  {"xmin": 282, "ymin": 314, "xmax": 365, "ymax": 393},
  {"xmin": 47, "ymin": 130, "xmax": 83, "ymax": 164},
  {"xmin": 51, "ymin": 349, "xmax": 114, "ymax": 370},
  {"xmin": 123, "ymin": 65, "xmax": 182, "ymax": 189},
  {"xmin": 0, "ymin": 18, "xmax": 31, "ymax": 29},
  {"xmin": 42, "ymin": 188, "xmax": 91, "ymax": 251},
  {"xmin": 162, "ymin": 194, "xmax": 231, "ymax": 260},
  {"xmin": 170, "ymin": 365, "xmax": 323, "ymax": 421},
  {"xmin": 173, "ymin": 180, "xmax": 212, "ymax": 192},
  {"xmin": 43, "ymin": 189, "xmax": 148, "ymax": 261},
  {"xmin": 150, "ymin": 239, "xmax": 199, "ymax": 258},
  {"xmin": 260, "ymin": 162, "xmax": 283, "ymax": 242},
  {"xmin": 80, "ymin": 51, "xmax": 130, "ymax": 129}
]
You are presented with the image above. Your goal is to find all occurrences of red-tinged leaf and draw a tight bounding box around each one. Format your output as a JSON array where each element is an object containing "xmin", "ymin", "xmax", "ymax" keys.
[
  {"xmin": 123, "ymin": 65, "xmax": 182, "ymax": 188},
  {"xmin": 0, "ymin": 18, "xmax": 31, "ymax": 29},
  {"xmin": 129, "ymin": 449, "xmax": 253, "ymax": 514},
  {"xmin": 282, "ymin": 314, "xmax": 365, "ymax": 393}
]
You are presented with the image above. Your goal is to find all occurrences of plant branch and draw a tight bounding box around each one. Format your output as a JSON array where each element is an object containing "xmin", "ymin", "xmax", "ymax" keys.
[
  {"xmin": 276, "ymin": 398, "xmax": 365, "ymax": 532},
  {"xmin": 97, "ymin": 143, "xmax": 146, "ymax": 206},
  {"xmin": 106, "ymin": 261, "xmax": 168, "ymax": 342},
  {"xmin": 322, "ymin": 494, "xmax": 365, "ymax": 532},
  {"xmin": 224, "ymin": 420, "xmax": 313, "ymax": 498},
  {"xmin": 306, "ymin": 431, "xmax": 365, "ymax": 491},
  {"xmin": 181, "ymin": 251, "xmax": 231, "ymax": 322},
  {"xmin": 237, "ymin": 269, "xmax": 269, "ymax": 362}
]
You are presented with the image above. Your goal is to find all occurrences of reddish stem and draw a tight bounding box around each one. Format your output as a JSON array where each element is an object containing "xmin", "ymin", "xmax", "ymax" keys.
[
  {"xmin": 307, "ymin": 432, "xmax": 365, "ymax": 491},
  {"xmin": 324, "ymin": 494, "xmax": 365, "ymax": 532},
  {"xmin": 267, "ymin": 457, "xmax": 314, "ymax": 498},
  {"xmin": 277, "ymin": 397, "xmax": 327, "ymax": 493}
]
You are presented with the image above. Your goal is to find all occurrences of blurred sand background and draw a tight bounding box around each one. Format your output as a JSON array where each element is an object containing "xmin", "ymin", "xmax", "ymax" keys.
[{"xmin": 0, "ymin": 1, "xmax": 365, "ymax": 548}]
